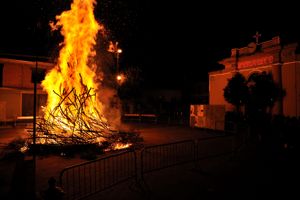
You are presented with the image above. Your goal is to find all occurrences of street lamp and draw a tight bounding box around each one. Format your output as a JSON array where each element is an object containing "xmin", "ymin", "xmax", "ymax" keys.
[
  {"xmin": 117, "ymin": 74, "xmax": 122, "ymax": 81},
  {"xmin": 108, "ymin": 41, "xmax": 122, "ymax": 74},
  {"xmin": 116, "ymin": 48, "xmax": 122, "ymax": 73},
  {"xmin": 116, "ymin": 73, "xmax": 126, "ymax": 85}
]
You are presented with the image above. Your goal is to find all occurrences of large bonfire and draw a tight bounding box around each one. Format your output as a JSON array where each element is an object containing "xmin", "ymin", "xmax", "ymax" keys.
[{"xmin": 36, "ymin": 0, "xmax": 120, "ymax": 146}]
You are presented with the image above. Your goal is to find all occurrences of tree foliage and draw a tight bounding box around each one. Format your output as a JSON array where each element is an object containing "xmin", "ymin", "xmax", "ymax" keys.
[
  {"xmin": 223, "ymin": 71, "xmax": 284, "ymax": 119},
  {"xmin": 223, "ymin": 72, "xmax": 249, "ymax": 112},
  {"xmin": 247, "ymin": 71, "xmax": 283, "ymax": 115}
]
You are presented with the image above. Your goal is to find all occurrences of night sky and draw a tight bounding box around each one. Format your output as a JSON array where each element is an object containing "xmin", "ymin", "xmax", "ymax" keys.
[{"xmin": 1, "ymin": 0, "xmax": 300, "ymax": 88}]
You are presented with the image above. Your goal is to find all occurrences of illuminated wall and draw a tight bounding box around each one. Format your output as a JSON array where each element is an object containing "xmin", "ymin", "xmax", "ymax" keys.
[
  {"xmin": 190, "ymin": 104, "xmax": 225, "ymax": 130},
  {"xmin": 209, "ymin": 36, "xmax": 300, "ymax": 117},
  {"xmin": 0, "ymin": 57, "xmax": 54, "ymax": 121}
]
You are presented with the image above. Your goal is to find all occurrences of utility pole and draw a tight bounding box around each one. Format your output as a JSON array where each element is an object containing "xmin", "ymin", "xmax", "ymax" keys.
[
  {"xmin": 32, "ymin": 57, "xmax": 37, "ymax": 199},
  {"xmin": 32, "ymin": 17, "xmax": 41, "ymax": 200}
]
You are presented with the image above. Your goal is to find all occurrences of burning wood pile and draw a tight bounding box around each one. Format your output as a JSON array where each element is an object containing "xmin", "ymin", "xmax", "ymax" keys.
[
  {"xmin": 25, "ymin": 0, "xmax": 140, "ymax": 151},
  {"xmin": 36, "ymin": 74, "xmax": 115, "ymax": 145}
]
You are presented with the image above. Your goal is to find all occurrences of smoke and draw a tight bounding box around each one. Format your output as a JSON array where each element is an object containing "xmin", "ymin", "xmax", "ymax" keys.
[
  {"xmin": 97, "ymin": 86, "xmax": 121, "ymax": 130},
  {"xmin": 93, "ymin": 43, "xmax": 122, "ymax": 130}
]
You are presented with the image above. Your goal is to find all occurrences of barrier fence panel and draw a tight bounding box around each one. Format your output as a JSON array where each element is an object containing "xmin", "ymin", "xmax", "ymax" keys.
[
  {"xmin": 58, "ymin": 133, "xmax": 245, "ymax": 199},
  {"xmin": 141, "ymin": 140, "xmax": 195, "ymax": 175},
  {"xmin": 59, "ymin": 150, "xmax": 137, "ymax": 200}
]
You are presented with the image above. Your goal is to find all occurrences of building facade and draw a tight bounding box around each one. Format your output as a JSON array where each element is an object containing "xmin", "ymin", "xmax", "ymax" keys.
[
  {"xmin": 209, "ymin": 36, "xmax": 300, "ymax": 117},
  {"xmin": 0, "ymin": 56, "xmax": 54, "ymax": 123}
]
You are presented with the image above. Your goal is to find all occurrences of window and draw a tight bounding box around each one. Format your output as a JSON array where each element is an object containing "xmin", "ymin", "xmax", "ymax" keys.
[
  {"xmin": 0, "ymin": 63, "xmax": 3, "ymax": 87},
  {"xmin": 31, "ymin": 67, "xmax": 46, "ymax": 83}
]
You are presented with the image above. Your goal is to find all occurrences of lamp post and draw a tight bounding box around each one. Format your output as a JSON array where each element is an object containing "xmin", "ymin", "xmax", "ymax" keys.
[
  {"xmin": 108, "ymin": 42, "xmax": 124, "ymax": 114},
  {"xmin": 116, "ymin": 48, "xmax": 122, "ymax": 74},
  {"xmin": 108, "ymin": 41, "xmax": 122, "ymax": 74}
]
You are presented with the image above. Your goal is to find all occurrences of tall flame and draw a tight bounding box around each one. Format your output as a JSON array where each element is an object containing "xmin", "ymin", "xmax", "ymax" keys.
[
  {"xmin": 43, "ymin": 0, "xmax": 101, "ymax": 112},
  {"xmin": 40, "ymin": 0, "xmax": 111, "ymax": 143}
]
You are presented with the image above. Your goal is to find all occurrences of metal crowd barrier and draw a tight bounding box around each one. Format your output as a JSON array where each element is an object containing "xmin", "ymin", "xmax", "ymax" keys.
[
  {"xmin": 59, "ymin": 150, "xmax": 137, "ymax": 200},
  {"xmin": 59, "ymin": 132, "xmax": 245, "ymax": 199},
  {"xmin": 141, "ymin": 140, "xmax": 195, "ymax": 175}
]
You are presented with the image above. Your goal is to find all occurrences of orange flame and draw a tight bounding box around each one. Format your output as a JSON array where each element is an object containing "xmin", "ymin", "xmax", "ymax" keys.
[
  {"xmin": 113, "ymin": 142, "xmax": 132, "ymax": 150},
  {"xmin": 41, "ymin": 0, "xmax": 109, "ymax": 139}
]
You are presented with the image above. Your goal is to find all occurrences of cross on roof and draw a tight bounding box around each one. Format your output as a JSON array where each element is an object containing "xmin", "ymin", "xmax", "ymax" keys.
[{"xmin": 253, "ymin": 31, "xmax": 261, "ymax": 44}]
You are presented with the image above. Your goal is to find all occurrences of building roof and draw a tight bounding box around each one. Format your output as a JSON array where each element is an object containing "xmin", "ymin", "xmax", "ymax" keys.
[
  {"xmin": 0, "ymin": 54, "xmax": 54, "ymax": 67},
  {"xmin": 0, "ymin": 53, "xmax": 52, "ymax": 63}
]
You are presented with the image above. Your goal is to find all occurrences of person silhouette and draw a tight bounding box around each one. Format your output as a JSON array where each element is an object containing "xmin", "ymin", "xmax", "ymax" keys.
[{"xmin": 43, "ymin": 177, "xmax": 64, "ymax": 200}]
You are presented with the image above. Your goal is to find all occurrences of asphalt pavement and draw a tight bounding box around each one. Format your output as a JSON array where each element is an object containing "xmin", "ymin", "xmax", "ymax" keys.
[{"xmin": 0, "ymin": 123, "xmax": 298, "ymax": 200}]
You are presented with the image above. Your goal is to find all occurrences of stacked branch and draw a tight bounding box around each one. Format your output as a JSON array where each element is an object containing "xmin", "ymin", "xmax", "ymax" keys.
[{"xmin": 35, "ymin": 76, "xmax": 116, "ymax": 145}]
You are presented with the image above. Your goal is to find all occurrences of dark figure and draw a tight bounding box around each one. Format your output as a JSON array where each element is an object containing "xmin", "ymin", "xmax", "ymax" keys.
[{"xmin": 43, "ymin": 177, "xmax": 64, "ymax": 200}]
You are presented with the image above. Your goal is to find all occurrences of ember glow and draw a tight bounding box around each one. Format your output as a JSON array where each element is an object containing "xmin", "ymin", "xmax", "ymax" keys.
[
  {"xmin": 113, "ymin": 143, "xmax": 132, "ymax": 150},
  {"xmin": 37, "ymin": 0, "xmax": 117, "ymax": 145},
  {"xmin": 104, "ymin": 142, "xmax": 132, "ymax": 152}
]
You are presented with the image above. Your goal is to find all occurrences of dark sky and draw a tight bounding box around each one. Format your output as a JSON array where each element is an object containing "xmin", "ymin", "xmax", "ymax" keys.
[{"xmin": 1, "ymin": 0, "xmax": 300, "ymax": 88}]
